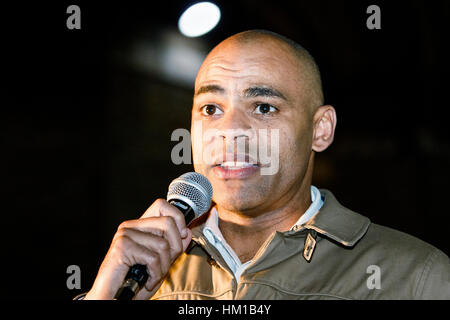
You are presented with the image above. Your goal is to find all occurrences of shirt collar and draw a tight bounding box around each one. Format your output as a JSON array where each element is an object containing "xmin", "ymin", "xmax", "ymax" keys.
[
  {"xmin": 203, "ymin": 207, "xmax": 222, "ymax": 243},
  {"xmin": 202, "ymin": 185, "xmax": 323, "ymax": 244},
  {"xmin": 190, "ymin": 188, "xmax": 371, "ymax": 249},
  {"xmin": 290, "ymin": 185, "xmax": 323, "ymax": 229}
]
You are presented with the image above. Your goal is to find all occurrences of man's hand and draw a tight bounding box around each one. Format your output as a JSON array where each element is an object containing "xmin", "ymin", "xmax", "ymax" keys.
[{"xmin": 84, "ymin": 199, "xmax": 192, "ymax": 300}]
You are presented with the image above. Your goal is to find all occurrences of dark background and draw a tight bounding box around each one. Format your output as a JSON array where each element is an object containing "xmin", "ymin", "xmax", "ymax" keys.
[{"xmin": 2, "ymin": 0, "xmax": 449, "ymax": 299}]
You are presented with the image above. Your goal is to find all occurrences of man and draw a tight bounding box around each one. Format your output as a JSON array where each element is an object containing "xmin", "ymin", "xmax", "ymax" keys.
[{"xmin": 83, "ymin": 30, "xmax": 450, "ymax": 300}]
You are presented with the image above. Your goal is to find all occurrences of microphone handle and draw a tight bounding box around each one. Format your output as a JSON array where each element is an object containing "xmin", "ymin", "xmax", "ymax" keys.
[{"xmin": 114, "ymin": 199, "xmax": 195, "ymax": 300}]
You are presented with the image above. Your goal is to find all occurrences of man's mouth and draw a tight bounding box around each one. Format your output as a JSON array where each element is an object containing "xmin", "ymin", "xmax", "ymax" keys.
[
  {"xmin": 212, "ymin": 157, "xmax": 260, "ymax": 179},
  {"xmin": 216, "ymin": 161, "xmax": 259, "ymax": 170}
]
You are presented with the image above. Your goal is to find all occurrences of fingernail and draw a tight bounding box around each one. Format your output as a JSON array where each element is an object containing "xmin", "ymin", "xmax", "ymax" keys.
[{"xmin": 181, "ymin": 228, "xmax": 188, "ymax": 238}]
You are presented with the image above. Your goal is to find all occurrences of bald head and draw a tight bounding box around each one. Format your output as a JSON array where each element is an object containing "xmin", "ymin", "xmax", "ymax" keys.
[{"xmin": 197, "ymin": 29, "xmax": 324, "ymax": 111}]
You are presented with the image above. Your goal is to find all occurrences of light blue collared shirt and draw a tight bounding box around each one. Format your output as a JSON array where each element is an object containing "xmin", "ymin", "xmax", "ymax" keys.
[{"xmin": 203, "ymin": 185, "xmax": 323, "ymax": 280}]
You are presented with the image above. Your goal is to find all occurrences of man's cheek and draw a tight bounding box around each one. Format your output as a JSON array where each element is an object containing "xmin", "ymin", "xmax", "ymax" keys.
[{"xmin": 259, "ymin": 128, "xmax": 280, "ymax": 176}]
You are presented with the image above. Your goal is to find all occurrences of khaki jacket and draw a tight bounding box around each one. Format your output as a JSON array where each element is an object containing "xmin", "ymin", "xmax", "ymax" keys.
[{"xmin": 153, "ymin": 189, "xmax": 450, "ymax": 300}]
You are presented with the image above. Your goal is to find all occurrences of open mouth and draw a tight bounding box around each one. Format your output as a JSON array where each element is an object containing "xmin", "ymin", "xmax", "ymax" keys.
[
  {"xmin": 212, "ymin": 157, "xmax": 260, "ymax": 179},
  {"xmin": 216, "ymin": 161, "xmax": 259, "ymax": 170}
]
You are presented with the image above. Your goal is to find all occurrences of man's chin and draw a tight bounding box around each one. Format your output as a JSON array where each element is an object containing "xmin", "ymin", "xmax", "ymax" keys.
[
  {"xmin": 201, "ymin": 169, "xmax": 272, "ymax": 211},
  {"xmin": 215, "ymin": 201, "xmax": 256, "ymax": 213},
  {"xmin": 212, "ymin": 190, "xmax": 264, "ymax": 213}
]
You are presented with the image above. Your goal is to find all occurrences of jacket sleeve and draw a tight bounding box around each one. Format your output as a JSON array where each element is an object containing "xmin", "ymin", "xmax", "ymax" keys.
[{"xmin": 415, "ymin": 248, "xmax": 450, "ymax": 299}]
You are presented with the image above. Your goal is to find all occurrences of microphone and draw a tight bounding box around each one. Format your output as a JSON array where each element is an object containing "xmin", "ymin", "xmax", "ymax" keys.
[{"xmin": 114, "ymin": 172, "xmax": 213, "ymax": 300}]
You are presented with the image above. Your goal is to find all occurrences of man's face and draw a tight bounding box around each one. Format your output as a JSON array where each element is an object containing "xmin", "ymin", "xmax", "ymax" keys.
[{"xmin": 191, "ymin": 38, "xmax": 314, "ymax": 215}]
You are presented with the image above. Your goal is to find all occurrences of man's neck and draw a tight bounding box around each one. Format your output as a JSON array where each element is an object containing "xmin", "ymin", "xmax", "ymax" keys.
[{"xmin": 215, "ymin": 183, "xmax": 312, "ymax": 263}]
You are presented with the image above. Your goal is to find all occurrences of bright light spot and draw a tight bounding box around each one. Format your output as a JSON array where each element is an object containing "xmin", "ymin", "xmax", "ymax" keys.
[{"xmin": 178, "ymin": 2, "xmax": 221, "ymax": 37}]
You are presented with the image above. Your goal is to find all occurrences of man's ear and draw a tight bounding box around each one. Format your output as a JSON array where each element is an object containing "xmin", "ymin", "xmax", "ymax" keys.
[{"xmin": 312, "ymin": 105, "xmax": 337, "ymax": 152}]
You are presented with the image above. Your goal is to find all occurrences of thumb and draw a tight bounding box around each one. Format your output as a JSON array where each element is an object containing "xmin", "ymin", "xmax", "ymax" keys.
[{"xmin": 181, "ymin": 228, "xmax": 193, "ymax": 253}]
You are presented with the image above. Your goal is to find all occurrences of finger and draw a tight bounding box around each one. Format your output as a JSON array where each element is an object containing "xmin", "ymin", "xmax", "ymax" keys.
[
  {"xmin": 134, "ymin": 277, "xmax": 165, "ymax": 300},
  {"xmin": 118, "ymin": 217, "xmax": 183, "ymax": 261},
  {"xmin": 141, "ymin": 199, "xmax": 188, "ymax": 237},
  {"xmin": 114, "ymin": 228, "xmax": 172, "ymax": 274},
  {"xmin": 181, "ymin": 228, "xmax": 193, "ymax": 252},
  {"xmin": 135, "ymin": 229, "xmax": 192, "ymax": 300},
  {"xmin": 111, "ymin": 234, "xmax": 164, "ymax": 284},
  {"xmin": 132, "ymin": 245, "xmax": 165, "ymax": 296}
]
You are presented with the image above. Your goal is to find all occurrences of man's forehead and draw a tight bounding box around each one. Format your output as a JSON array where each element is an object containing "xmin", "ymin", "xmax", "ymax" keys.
[
  {"xmin": 195, "ymin": 47, "xmax": 301, "ymax": 94},
  {"xmin": 193, "ymin": 34, "xmax": 323, "ymax": 109},
  {"xmin": 194, "ymin": 82, "xmax": 289, "ymax": 101},
  {"xmin": 195, "ymin": 66, "xmax": 287, "ymax": 93},
  {"xmin": 197, "ymin": 40, "xmax": 299, "ymax": 75}
]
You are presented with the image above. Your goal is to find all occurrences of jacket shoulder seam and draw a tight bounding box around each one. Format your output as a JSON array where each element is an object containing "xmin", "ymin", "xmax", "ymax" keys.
[{"xmin": 413, "ymin": 248, "xmax": 439, "ymax": 299}]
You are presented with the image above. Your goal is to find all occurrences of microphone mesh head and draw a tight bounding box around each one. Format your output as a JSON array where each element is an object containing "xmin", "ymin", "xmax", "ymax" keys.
[{"xmin": 167, "ymin": 172, "xmax": 213, "ymax": 216}]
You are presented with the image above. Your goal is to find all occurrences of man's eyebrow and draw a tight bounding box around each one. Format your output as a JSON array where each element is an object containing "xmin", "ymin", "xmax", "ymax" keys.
[
  {"xmin": 243, "ymin": 86, "xmax": 287, "ymax": 100},
  {"xmin": 195, "ymin": 84, "xmax": 225, "ymax": 96}
]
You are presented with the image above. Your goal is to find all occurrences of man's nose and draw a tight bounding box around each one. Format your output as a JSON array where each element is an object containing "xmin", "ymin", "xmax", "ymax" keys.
[{"xmin": 216, "ymin": 108, "xmax": 254, "ymax": 141}]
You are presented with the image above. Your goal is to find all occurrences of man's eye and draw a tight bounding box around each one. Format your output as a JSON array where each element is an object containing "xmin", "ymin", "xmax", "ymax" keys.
[
  {"xmin": 254, "ymin": 103, "xmax": 277, "ymax": 114},
  {"xmin": 201, "ymin": 105, "xmax": 223, "ymax": 116}
]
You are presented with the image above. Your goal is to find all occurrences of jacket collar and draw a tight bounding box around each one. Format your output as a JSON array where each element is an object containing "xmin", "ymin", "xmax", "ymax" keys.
[
  {"xmin": 189, "ymin": 189, "xmax": 371, "ymax": 248},
  {"xmin": 303, "ymin": 189, "xmax": 371, "ymax": 247}
]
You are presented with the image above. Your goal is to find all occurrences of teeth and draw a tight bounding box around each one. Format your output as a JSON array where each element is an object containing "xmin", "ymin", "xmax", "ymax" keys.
[{"xmin": 220, "ymin": 161, "xmax": 255, "ymax": 169}]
